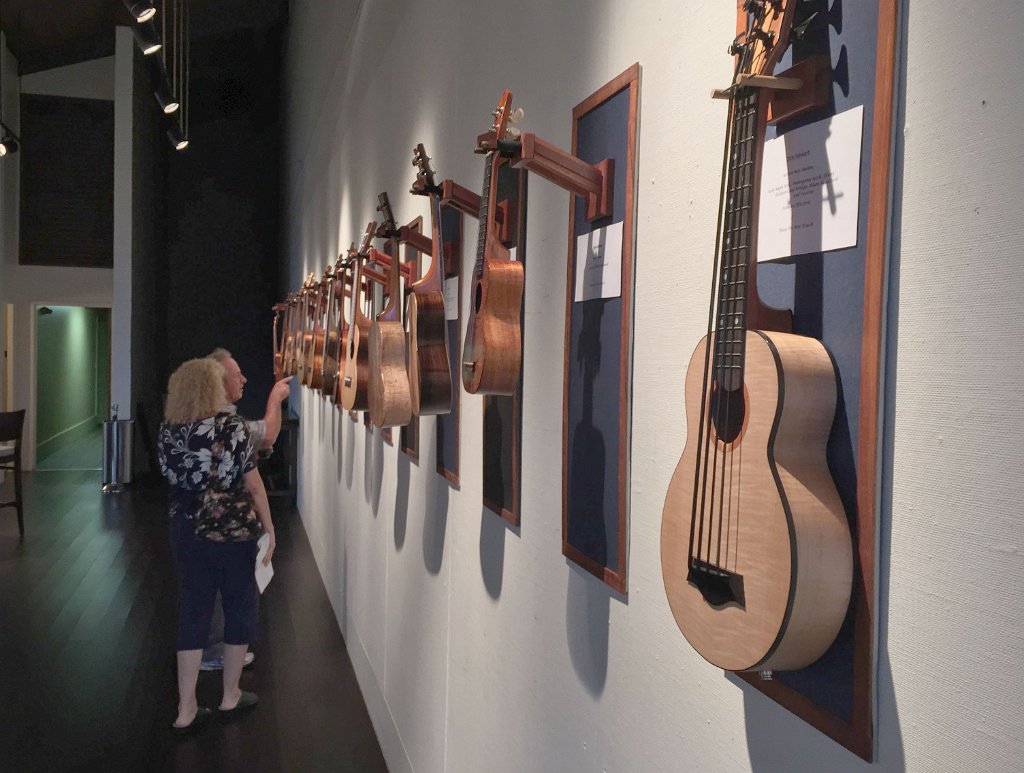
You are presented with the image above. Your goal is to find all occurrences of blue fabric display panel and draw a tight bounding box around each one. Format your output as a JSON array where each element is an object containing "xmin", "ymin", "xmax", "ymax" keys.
[
  {"xmin": 436, "ymin": 207, "xmax": 463, "ymax": 485},
  {"xmin": 563, "ymin": 67, "xmax": 639, "ymax": 593}
]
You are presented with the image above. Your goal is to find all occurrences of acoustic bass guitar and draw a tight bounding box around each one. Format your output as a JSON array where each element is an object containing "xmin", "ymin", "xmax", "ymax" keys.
[
  {"xmin": 462, "ymin": 90, "xmax": 524, "ymax": 395},
  {"xmin": 660, "ymin": 0, "xmax": 852, "ymax": 673}
]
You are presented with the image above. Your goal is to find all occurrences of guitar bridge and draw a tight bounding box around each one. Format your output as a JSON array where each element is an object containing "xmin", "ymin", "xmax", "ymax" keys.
[{"xmin": 688, "ymin": 559, "xmax": 745, "ymax": 608}]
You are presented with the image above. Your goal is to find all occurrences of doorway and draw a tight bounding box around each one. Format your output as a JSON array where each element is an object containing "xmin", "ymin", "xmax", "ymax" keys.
[{"xmin": 35, "ymin": 306, "xmax": 111, "ymax": 471}]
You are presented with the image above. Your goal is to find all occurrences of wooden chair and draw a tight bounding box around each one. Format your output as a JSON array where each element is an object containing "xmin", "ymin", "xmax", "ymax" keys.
[{"xmin": 0, "ymin": 410, "xmax": 25, "ymax": 538}]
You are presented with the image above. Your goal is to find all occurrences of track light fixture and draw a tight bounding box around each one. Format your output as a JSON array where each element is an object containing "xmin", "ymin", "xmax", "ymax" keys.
[
  {"xmin": 167, "ymin": 123, "xmax": 189, "ymax": 151},
  {"xmin": 0, "ymin": 122, "xmax": 20, "ymax": 157},
  {"xmin": 123, "ymin": 1, "xmax": 157, "ymax": 23},
  {"xmin": 154, "ymin": 80, "xmax": 179, "ymax": 114},
  {"xmin": 132, "ymin": 20, "xmax": 162, "ymax": 55}
]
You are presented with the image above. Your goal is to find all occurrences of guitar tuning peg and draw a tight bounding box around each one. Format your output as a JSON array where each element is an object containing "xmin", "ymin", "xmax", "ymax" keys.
[
  {"xmin": 509, "ymin": 107, "xmax": 524, "ymax": 124},
  {"xmin": 505, "ymin": 125, "xmax": 522, "ymax": 140}
]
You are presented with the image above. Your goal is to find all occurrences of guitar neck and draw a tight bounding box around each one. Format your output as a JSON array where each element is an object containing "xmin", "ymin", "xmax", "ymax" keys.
[
  {"xmin": 473, "ymin": 152, "xmax": 496, "ymax": 279},
  {"xmin": 714, "ymin": 85, "xmax": 765, "ymax": 391}
]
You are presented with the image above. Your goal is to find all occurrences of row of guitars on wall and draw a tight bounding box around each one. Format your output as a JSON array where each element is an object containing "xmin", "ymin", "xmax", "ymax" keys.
[
  {"xmin": 273, "ymin": 1, "xmax": 853, "ymax": 678},
  {"xmin": 272, "ymin": 91, "xmax": 523, "ymax": 429}
]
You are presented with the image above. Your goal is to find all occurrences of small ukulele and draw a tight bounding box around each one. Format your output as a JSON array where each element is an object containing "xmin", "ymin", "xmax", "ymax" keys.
[
  {"xmin": 660, "ymin": 1, "xmax": 852, "ymax": 673},
  {"xmin": 323, "ymin": 256, "xmax": 351, "ymax": 403},
  {"xmin": 462, "ymin": 90, "xmax": 525, "ymax": 395},
  {"xmin": 340, "ymin": 223, "xmax": 377, "ymax": 412},
  {"xmin": 406, "ymin": 143, "xmax": 453, "ymax": 416},
  {"xmin": 297, "ymin": 273, "xmax": 318, "ymax": 387},
  {"xmin": 368, "ymin": 194, "xmax": 413, "ymax": 427},
  {"xmin": 272, "ymin": 299, "xmax": 290, "ymax": 380}
]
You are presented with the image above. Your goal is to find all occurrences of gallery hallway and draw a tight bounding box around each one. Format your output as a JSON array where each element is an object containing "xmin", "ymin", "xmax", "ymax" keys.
[{"xmin": 0, "ymin": 470, "xmax": 386, "ymax": 772}]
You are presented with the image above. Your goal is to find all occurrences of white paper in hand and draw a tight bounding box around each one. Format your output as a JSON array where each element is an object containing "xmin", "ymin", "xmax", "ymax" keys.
[{"xmin": 255, "ymin": 533, "xmax": 274, "ymax": 594}]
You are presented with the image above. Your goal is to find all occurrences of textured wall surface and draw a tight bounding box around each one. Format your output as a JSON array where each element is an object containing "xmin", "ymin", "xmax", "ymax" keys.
[{"xmin": 283, "ymin": 1, "xmax": 1024, "ymax": 771}]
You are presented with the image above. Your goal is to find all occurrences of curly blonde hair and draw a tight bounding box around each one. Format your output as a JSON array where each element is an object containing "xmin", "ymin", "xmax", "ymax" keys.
[{"xmin": 164, "ymin": 358, "xmax": 228, "ymax": 423}]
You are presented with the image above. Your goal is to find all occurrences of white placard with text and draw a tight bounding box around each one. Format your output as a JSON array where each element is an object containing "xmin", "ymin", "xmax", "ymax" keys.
[
  {"xmin": 574, "ymin": 221, "xmax": 623, "ymax": 302},
  {"xmin": 757, "ymin": 105, "xmax": 864, "ymax": 262},
  {"xmin": 443, "ymin": 277, "xmax": 459, "ymax": 321}
]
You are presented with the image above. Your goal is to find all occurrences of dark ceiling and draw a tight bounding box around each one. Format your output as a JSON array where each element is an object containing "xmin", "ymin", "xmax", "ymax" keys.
[{"xmin": 0, "ymin": 0, "xmax": 288, "ymax": 75}]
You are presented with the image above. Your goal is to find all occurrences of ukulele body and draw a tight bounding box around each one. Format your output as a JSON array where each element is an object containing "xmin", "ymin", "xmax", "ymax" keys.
[
  {"xmin": 308, "ymin": 324, "xmax": 325, "ymax": 391},
  {"xmin": 462, "ymin": 257, "xmax": 524, "ymax": 395},
  {"xmin": 322, "ymin": 325, "xmax": 342, "ymax": 399},
  {"xmin": 368, "ymin": 320, "xmax": 412, "ymax": 427},
  {"xmin": 661, "ymin": 329, "xmax": 851, "ymax": 671},
  {"xmin": 408, "ymin": 290, "xmax": 452, "ymax": 415},
  {"xmin": 340, "ymin": 318, "xmax": 370, "ymax": 411}
]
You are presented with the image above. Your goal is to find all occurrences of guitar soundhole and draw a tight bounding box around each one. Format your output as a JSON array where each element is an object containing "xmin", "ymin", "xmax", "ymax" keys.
[
  {"xmin": 688, "ymin": 559, "xmax": 745, "ymax": 608},
  {"xmin": 710, "ymin": 384, "xmax": 745, "ymax": 444},
  {"xmin": 474, "ymin": 283, "xmax": 483, "ymax": 313}
]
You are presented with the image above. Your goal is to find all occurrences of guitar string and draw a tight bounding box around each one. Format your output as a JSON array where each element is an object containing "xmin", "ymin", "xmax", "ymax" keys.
[
  {"xmin": 691, "ymin": 51, "xmax": 745, "ymax": 571},
  {"xmin": 717, "ymin": 87, "xmax": 759, "ymax": 572}
]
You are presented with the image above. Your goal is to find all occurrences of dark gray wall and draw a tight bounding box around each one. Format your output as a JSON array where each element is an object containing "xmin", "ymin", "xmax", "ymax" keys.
[{"xmin": 163, "ymin": 25, "xmax": 283, "ymax": 420}]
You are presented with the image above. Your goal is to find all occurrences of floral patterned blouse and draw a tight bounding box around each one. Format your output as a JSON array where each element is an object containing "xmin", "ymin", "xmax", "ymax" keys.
[{"xmin": 158, "ymin": 412, "xmax": 257, "ymax": 520}]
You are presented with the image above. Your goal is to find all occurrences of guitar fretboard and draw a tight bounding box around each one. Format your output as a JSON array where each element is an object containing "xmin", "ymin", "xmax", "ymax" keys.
[
  {"xmin": 714, "ymin": 86, "xmax": 761, "ymax": 392},
  {"xmin": 474, "ymin": 152, "xmax": 495, "ymax": 279}
]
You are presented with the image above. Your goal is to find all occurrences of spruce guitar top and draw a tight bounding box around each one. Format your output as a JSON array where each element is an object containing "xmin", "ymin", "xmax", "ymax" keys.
[
  {"xmin": 462, "ymin": 90, "xmax": 525, "ymax": 395},
  {"xmin": 340, "ymin": 223, "xmax": 377, "ymax": 412},
  {"xmin": 660, "ymin": 0, "xmax": 852, "ymax": 673},
  {"xmin": 406, "ymin": 143, "xmax": 453, "ymax": 416},
  {"xmin": 368, "ymin": 193, "xmax": 413, "ymax": 428}
]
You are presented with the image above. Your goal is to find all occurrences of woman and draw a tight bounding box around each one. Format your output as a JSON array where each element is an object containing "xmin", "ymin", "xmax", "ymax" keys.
[{"xmin": 158, "ymin": 357, "xmax": 276, "ymax": 734}]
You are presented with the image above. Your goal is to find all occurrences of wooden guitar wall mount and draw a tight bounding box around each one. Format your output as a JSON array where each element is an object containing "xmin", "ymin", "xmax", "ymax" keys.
[{"xmin": 501, "ymin": 113, "xmax": 614, "ymax": 222}]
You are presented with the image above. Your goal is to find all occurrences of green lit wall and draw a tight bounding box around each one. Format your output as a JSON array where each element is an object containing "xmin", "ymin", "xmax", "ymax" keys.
[{"xmin": 36, "ymin": 306, "xmax": 110, "ymax": 461}]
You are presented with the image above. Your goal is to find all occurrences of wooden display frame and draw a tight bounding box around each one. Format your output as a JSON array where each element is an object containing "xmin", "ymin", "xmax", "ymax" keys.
[
  {"xmin": 435, "ymin": 206, "xmax": 464, "ymax": 487},
  {"xmin": 481, "ymin": 159, "xmax": 527, "ymax": 526},
  {"xmin": 399, "ymin": 218, "xmax": 423, "ymax": 461},
  {"xmin": 723, "ymin": 1, "xmax": 900, "ymax": 762},
  {"xmin": 560, "ymin": 64, "xmax": 640, "ymax": 594}
]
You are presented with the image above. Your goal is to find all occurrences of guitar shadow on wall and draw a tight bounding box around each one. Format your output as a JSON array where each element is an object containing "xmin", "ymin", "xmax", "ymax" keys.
[
  {"xmin": 394, "ymin": 447, "xmax": 411, "ymax": 551},
  {"xmin": 364, "ymin": 426, "xmax": 384, "ymax": 515},
  {"xmin": 343, "ymin": 413, "xmax": 356, "ymax": 490},
  {"xmin": 565, "ymin": 298, "xmax": 613, "ymax": 698},
  {"xmin": 422, "ymin": 462, "xmax": 448, "ymax": 576}
]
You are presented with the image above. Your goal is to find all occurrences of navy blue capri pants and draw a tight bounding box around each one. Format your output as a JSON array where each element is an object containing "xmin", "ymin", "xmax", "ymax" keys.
[{"xmin": 170, "ymin": 514, "xmax": 260, "ymax": 651}]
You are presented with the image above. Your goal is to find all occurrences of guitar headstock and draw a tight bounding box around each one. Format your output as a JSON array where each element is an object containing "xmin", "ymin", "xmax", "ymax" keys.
[
  {"xmin": 375, "ymin": 193, "xmax": 399, "ymax": 238},
  {"xmin": 411, "ymin": 143, "xmax": 438, "ymax": 196},
  {"xmin": 476, "ymin": 90, "xmax": 524, "ymax": 153},
  {"xmin": 735, "ymin": 0, "xmax": 797, "ymax": 77},
  {"xmin": 357, "ymin": 221, "xmax": 377, "ymax": 257}
]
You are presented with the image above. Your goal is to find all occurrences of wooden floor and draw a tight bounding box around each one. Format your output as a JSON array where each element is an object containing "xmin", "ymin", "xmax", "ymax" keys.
[{"xmin": 0, "ymin": 470, "xmax": 387, "ymax": 772}]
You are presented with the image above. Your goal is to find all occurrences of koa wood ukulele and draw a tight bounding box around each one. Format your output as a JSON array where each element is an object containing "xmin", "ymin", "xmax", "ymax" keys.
[
  {"xmin": 323, "ymin": 256, "xmax": 351, "ymax": 404},
  {"xmin": 407, "ymin": 143, "xmax": 453, "ymax": 416},
  {"xmin": 462, "ymin": 90, "xmax": 524, "ymax": 395},
  {"xmin": 660, "ymin": 0, "xmax": 852, "ymax": 673},
  {"xmin": 368, "ymin": 194, "xmax": 413, "ymax": 428},
  {"xmin": 340, "ymin": 223, "xmax": 377, "ymax": 412}
]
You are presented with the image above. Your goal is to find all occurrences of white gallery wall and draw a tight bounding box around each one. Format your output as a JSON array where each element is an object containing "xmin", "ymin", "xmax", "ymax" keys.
[{"xmin": 283, "ymin": 1, "xmax": 1024, "ymax": 771}]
